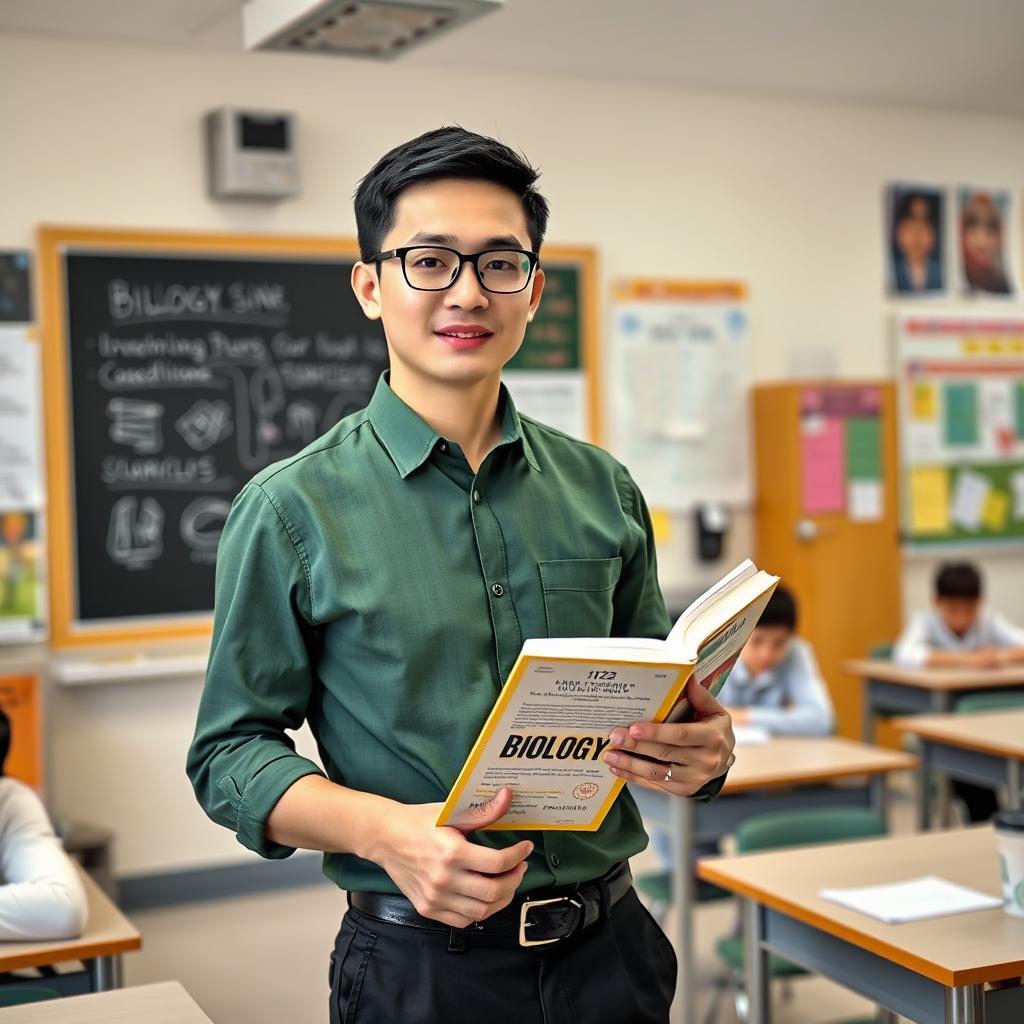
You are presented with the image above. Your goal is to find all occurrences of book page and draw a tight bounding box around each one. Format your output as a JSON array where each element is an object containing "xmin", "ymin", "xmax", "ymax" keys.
[{"xmin": 436, "ymin": 654, "xmax": 691, "ymax": 831}]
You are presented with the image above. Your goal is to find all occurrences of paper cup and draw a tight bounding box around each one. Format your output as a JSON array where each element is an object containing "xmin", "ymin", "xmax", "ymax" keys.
[{"xmin": 994, "ymin": 811, "xmax": 1024, "ymax": 918}]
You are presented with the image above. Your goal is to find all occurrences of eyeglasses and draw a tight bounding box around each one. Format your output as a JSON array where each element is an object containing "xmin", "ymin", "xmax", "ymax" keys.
[{"xmin": 368, "ymin": 246, "xmax": 539, "ymax": 294}]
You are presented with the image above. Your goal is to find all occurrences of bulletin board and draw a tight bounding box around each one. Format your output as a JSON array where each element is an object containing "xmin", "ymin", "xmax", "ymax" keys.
[
  {"xmin": 608, "ymin": 280, "xmax": 750, "ymax": 510},
  {"xmin": 896, "ymin": 314, "xmax": 1024, "ymax": 546}
]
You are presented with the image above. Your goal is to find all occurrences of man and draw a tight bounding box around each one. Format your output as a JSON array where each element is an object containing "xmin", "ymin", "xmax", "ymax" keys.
[{"xmin": 187, "ymin": 127, "xmax": 735, "ymax": 1022}]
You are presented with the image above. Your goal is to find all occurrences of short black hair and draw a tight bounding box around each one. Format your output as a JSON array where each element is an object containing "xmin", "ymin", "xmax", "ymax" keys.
[
  {"xmin": 0, "ymin": 708, "xmax": 10, "ymax": 776},
  {"xmin": 935, "ymin": 562, "xmax": 982, "ymax": 600},
  {"xmin": 757, "ymin": 585, "xmax": 797, "ymax": 631},
  {"xmin": 895, "ymin": 190, "xmax": 938, "ymax": 229},
  {"xmin": 354, "ymin": 126, "xmax": 550, "ymax": 261}
]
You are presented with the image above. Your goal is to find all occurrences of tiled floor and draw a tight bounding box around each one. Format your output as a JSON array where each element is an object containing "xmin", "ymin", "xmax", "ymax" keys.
[{"xmin": 124, "ymin": 779, "xmax": 923, "ymax": 1023}]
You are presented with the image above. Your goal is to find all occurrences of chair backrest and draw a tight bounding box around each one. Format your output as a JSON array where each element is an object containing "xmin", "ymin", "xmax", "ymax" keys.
[
  {"xmin": 869, "ymin": 642, "xmax": 894, "ymax": 660},
  {"xmin": 736, "ymin": 807, "xmax": 886, "ymax": 854},
  {"xmin": 955, "ymin": 691, "xmax": 1024, "ymax": 714}
]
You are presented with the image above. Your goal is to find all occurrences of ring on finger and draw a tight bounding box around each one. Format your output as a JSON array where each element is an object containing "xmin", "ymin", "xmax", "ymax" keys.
[{"xmin": 663, "ymin": 766, "xmax": 673, "ymax": 783}]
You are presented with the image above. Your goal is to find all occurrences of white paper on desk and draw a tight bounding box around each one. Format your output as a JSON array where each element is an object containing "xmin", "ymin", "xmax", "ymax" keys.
[
  {"xmin": 820, "ymin": 875, "xmax": 1002, "ymax": 923},
  {"xmin": 732, "ymin": 724, "xmax": 770, "ymax": 746}
]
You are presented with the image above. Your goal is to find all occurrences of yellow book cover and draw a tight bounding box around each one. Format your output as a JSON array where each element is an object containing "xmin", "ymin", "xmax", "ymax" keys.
[{"xmin": 437, "ymin": 560, "xmax": 779, "ymax": 831}]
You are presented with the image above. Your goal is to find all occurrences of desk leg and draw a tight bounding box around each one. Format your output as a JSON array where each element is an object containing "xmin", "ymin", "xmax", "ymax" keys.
[
  {"xmin": 931, "ymin": 693, "xmax": 953, "ymax": 827},
  {"xmin": 862, "ymin": 681, "xmax": 876, "ymax": 744},
  {"xmin": 672, "ymin": 797, "xmax": 696, "ymax": 1024},
  {"xmin": 946, "ymin": 984, "xmax": 984, "ymax": 1023},
  {"xmin": 85, "ymin": 954, "xmax": 122, "ymax": 992},
  {"xmin": 741, "ymin": 897, "xmax": 770, "ymax": 1024},
  {"xmin": 917, "ymin": 741, "xmax": 932, "ymax": 831},
  {"xmin": 1008, "ymin": 760, "xmax": 1022, "ymax": 812},
  {"xmin": 869, "ymin": 773, "xmax": 889, "ymax": 829}
]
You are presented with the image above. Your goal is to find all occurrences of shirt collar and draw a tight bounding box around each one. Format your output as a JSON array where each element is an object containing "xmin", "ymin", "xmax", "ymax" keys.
[{"xmin": 367, "ymin": 371, "xmax": 540, "ymax": 479}]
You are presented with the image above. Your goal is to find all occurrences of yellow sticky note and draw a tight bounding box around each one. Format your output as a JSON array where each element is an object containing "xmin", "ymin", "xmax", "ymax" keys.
[
  {"xmin": 649, "ymin": 508, "xmax": 672, "ymax": 545},
  {"xmin": 911, "ymin": 382, "xmax": 937, "ymax": 421},
  {"xmin": 910, "ymin": 467, "xmax": 950, "ymax": 534},
  {"xmin": 982, "ymin": 490, "xmax": 1009, "ymax": 532}
]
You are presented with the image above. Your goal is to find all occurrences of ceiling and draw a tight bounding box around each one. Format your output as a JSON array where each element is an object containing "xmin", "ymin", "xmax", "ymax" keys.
[{"xmin": 2, "ymin": 0, "xmax": 1023, "ymax": 116}]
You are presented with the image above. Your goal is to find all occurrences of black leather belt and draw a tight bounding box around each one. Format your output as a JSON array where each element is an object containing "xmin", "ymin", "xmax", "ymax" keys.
[{"xmin": 349, "ymin": 861, "xmax": 633, "ymax": 949}]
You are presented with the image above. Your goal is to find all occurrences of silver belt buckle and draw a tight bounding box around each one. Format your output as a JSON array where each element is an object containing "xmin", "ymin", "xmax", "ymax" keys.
[{"xmin": 518, "ymin": 896, "xmax": 582, "ymax": 948}]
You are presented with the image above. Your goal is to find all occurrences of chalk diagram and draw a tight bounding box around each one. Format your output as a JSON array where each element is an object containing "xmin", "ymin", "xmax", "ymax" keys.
[
  {"xmin": 285, "ymin": 400, "xmax": 320, "ymax": 445},
  {"xmin": 107, "ymin": 398, "xmax": 164, "ymax": 454},
  {"xmin": 175, "ymin": 399, "xmax": 233, "ymax": 451},
  {"xmin": 179, "ymin": 497, "xmax": 230, "ymax": 564},
  {"xmin": 107, "ymin": 496, "xmax": 163, "ymax": 569}
]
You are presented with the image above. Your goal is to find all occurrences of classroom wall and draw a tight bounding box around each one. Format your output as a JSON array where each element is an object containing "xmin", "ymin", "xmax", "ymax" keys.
[{"xmin": 3, "ymin": 32, "xmax": 1024, "ymax": 875}]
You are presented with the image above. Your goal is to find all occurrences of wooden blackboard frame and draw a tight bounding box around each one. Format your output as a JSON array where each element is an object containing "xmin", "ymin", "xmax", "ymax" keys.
[{"xmin": 38, "ymin": 228, "xmax": 600, "ymax": 649}]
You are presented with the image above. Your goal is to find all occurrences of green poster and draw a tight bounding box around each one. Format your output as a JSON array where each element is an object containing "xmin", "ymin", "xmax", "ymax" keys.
[
  {"xmin": 845, "ymin": 416, "xmax": 882, "ymax": 481},
  {"xmin": 506, "ymin": 265, "xmax": 580, "ymax": 371},
  {"xmin": 943, "ymin": 382, "xmax": 979, "ymax": 447}
]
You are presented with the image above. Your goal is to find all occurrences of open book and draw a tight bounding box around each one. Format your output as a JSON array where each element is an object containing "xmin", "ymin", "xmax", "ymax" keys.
[{"xmin": 436, "ymin": 559, "xmax": 779, "ymax": 831}]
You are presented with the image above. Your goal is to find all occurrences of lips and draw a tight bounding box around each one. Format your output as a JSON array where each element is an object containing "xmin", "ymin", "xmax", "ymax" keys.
[{"xmin": 434, "ymin": 323, "xmax": 494, "ymax": 350}]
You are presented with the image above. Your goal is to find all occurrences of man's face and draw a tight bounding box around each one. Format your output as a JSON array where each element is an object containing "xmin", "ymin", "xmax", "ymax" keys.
[
  {"xmin": 935, "ymin": 596, "xmax": 981, "ymax": 638},
  {"xmin": 353, "ymin": 178, "xmax": 544, "ymax": 389},
  {"xmin": 896, "ymin": 197, "xmax": 936, "ymax": 262},
  {"xmin": 741, "ymin": 625, "xmax": 792, "ymax": 676}
]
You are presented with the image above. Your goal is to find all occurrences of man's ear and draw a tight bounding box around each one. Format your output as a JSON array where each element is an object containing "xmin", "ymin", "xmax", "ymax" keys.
[
  {"xmin": 526, "ymin": 267, "xmax": 546, "ymax": 322},
  {"xmin": 351, "ymin": 261, "xmax": 382, "ymax": 320}
]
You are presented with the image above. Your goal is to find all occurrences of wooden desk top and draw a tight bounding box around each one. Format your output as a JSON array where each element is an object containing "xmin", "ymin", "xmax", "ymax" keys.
[
  {"xmin": 722, "ymin": 737, "xmax": 916, "ymax": 794},
  {"xmin": 0, "ymin": 982, "xmax": 211, "ymax": 1023},
  {"xmin": 892, "ymin": 710, "xmax": 1024, "ymax": 759},
  {"xmin": 699, "ymin": 826, "xmax": 1023, "ymax": 987},
  {"xmin": 846, "ymin": 659, "xmax": 1024, "ymax": 691},
  {"xmin": 0, "ymin": 866, "xmax": 140, "ymax": 974}
]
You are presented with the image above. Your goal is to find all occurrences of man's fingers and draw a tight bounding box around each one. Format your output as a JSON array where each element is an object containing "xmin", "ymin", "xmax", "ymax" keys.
[
  {"xmin": 460, "ymin": 839, "xmax": 534, "ymax": 876},
  {"xmin": 606, "ymin": 737, "xmax": 690, "ymax": 764},
  {"xmin": 609, "ymin": 720, "xmax": 721, "ymax": 750},
  {"xmin": 685, "ymin": 676, "xmax": 724, "ymax": 715},
  {"xmin": 454, "ymin": 863, "xmax": 528, "ymax": 905},
  {"xmin": 603, "ymin": 747, "xmax": 714, "ymax": 783},
  {"xmin": 449, "ymin": 786, "xmax": 515, "ymax": 834}
]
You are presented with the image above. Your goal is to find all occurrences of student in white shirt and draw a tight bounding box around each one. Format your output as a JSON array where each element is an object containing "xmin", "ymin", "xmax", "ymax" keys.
[
  {"xmin": 894, "ymin": 561, "xmax": 1024, "ymax": 822},
  {"xmin": 718, "ymin": 586, "xmax": 835, "ymax": 736},
  {"xmin": 0, "ymin": 711, "xmax": 87, "ymax": 941}
]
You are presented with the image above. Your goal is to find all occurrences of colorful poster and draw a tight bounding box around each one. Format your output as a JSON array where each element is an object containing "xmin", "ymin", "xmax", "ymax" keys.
[
  {"xmin": 801, "ymin": 415, "xmax": 846, "ymax": 514},
  {"xmin": 896, "ymin": 314, "xmax": 1024, "ymax": 544},
  {"xmin": 886, "ymin": 184, "xmax": 945, "ymax": 297},
  {"xmin": 956, "ymin": 186, "xmax": 1016, "ymax": 297},
  {"xmin": 0, "ymin": 510, "xmax": 44, "ymax": 641},
  {"xmin": 0, "ymin": 328, "xmax": 43, "ymax": 510}
]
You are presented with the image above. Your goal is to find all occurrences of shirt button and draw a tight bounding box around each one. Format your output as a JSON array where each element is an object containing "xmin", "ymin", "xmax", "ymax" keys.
[
  {"xmin": 473, "ymin": 490, "xmax": 481, "ymax": 504},
  {"xmin": 549, "ymin": 853, "xmax": 561, "ymax": 868},
  {"xmin": 491, "ymin": 583, "xmax": 504, "ymax": 597},
  {"xmin": 439, "ymin": 441, "xmax": 448, "ymax": 452}
]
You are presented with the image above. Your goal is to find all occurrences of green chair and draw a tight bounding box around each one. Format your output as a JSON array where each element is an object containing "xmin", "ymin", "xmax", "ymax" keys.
[
  {"xmin": 955, "ymin": 691, "xmax": 1024, "ymax": 714},
  {"xmin": 703, "ymin": 807, "xmax": 887, "ymax": 1024},
  {"xmin": 0, "ymin": 988, "xmax": 61, "ymax": 1007}
]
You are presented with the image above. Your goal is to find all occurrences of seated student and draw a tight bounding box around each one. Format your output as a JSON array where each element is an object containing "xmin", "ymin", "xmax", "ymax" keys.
[
  {"xmin": 0, "ymin": 710, "xmax": 87, "ymax": 940},
  {"xmin": 718, "ymin": 585, "xmax": 835, "ymax": 736},
  {"xmin": 894, "ymin": 561, "xmax": 1024, "ymax": 822},
  {"xmin": 894, "ymin": 561, "xmax": 1024, "ymax": 670}
]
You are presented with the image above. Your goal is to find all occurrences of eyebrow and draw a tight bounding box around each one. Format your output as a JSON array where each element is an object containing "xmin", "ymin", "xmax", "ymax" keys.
[{"xmin": 404, "ymin": 232, "xmax": 525, "ymax": 249}]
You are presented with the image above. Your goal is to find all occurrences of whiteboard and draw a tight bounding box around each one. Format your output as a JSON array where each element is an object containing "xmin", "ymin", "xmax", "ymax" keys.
[{"xmin": 608, "ymin": 280, "xmax": 751, "ymax": 510}]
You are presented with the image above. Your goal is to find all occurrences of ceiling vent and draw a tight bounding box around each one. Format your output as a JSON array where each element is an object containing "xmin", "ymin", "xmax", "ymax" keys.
[{"xmin": 243, "ymin": 0, "xmax": 503, "ymax": 60}]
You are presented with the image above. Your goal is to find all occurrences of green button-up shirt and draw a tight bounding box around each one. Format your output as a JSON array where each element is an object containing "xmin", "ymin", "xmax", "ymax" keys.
[{"xmin": 187, "ymin": 372, "xmax": 725, "ymax": 894}]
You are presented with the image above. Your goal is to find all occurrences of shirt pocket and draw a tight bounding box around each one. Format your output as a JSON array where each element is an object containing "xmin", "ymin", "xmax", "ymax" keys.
[{"xmin": 538, "ymin": 556, "xmax": 623, "ymax": 638}]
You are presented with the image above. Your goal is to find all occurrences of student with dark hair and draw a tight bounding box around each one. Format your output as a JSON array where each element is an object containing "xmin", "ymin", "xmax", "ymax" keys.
[
  {"xmin": 895, "ymin": 562, "xmax": 1024, "ymax": 822},
  {"xmin": 717, "ymin": 586, "xmax": 835, "ymax": 736},
  {"xmin": 894, "ymin": 562, "xmax": 1024, "ymax": 670},
  {"xmin": 188, "ymin": 126, "xmax": 735, "ymax": 1023},
  {"xmin": 0, "ymin": 709, "xmax": 87, "ymax": 940}
]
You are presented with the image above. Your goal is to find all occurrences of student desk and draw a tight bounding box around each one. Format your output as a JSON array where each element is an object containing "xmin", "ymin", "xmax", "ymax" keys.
[
  {"xmin": 630, "ymin": 737, "xmax": 916, "ymax": 1024},
  {"xmin": 0, "ymin": 866, "xmax": 140, "ymax": 993},
  {"xmin": 846, "ymin": 659, "xmax": 1024, "ymax": 743},
  {"xmin": 0, "ymin": 982, "xmax": 212, "ymax": 1023},
  {"xmin": 893, "ymin": 710, "xmax": 1024, "ymax": 828},
  {"xmin": 698, "ymin": 826, "xmax": 1024, "ymax": 1024}
]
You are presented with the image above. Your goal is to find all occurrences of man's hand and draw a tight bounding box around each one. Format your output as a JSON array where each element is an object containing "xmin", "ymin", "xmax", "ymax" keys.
[
  {"xmin": 369, "ymin": 787, "xmax": 532, "ymax": 929},
  {"xmin": 602, "ymin": 677, "xmax": 736, "ymax": 796}
]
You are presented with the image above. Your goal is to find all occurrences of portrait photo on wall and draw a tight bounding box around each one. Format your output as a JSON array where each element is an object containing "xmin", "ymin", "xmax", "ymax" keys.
[
  {"xmin": 957, "ymin": 186, "xmax": 1015, "ymax": 296},
  {"xmin": 886, "ymin": 184, "xmax": 945, "ymax": 296}
]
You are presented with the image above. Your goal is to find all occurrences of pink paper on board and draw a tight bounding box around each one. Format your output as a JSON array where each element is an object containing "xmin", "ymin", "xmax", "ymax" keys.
[{"xmin": 801, "ymin": 416, "xmax": 846, "ymax": 514}]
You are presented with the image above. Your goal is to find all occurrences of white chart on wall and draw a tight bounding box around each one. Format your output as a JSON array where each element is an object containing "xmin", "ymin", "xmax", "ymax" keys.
[{"xmin": 609, "ymin": 281, "xmax": 751, "ymax": 511}]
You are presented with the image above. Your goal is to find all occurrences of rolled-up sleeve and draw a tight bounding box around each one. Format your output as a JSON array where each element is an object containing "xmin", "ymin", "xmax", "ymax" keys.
[
  {"xmin": 893, "ymin": 612, "xmax": 930, "ymax": 668},
  {"xmin": 186, "ymin": 482, "xmax": 325, "ymax": 859}
]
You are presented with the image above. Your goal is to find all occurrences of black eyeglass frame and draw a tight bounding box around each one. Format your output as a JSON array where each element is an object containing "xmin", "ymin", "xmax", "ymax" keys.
[{"xmin": 368, "ymin": 245, "xmax": 541, "ymax": 294}]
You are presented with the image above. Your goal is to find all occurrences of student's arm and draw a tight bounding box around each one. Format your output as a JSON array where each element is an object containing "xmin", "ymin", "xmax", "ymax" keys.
[
  {"xmin": 744, "ymin": 640, "xmax": 835, "ymax": 736},
  {"xmin": 186, "ymin": 484, "xmax": 530, "ymax": 929},
  {"xmin": 989, "ymin": 613, "xmax": 1024, "ymax": 665},
  {"xmin": 892, "ymin": 613, "xmax": 931, "ymax": 668},
  {"xmin": 0, "ymin": 783, "xmax": 87, "ymax": 941}
]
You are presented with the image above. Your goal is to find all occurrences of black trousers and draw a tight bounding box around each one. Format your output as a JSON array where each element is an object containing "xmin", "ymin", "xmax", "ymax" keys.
[
  {"xmin": 952, "ymin": 779, "xmax": 1000, "ymax": 823},
  {"xmin": 328, "ymin": 888, "xmax": 676, "ymax": 1024}
]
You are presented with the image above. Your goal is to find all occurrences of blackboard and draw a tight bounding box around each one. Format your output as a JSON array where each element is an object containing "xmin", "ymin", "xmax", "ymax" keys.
[{"xmin": 40, "ymin": 228, "xmax": 386, "ymax": 647}]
